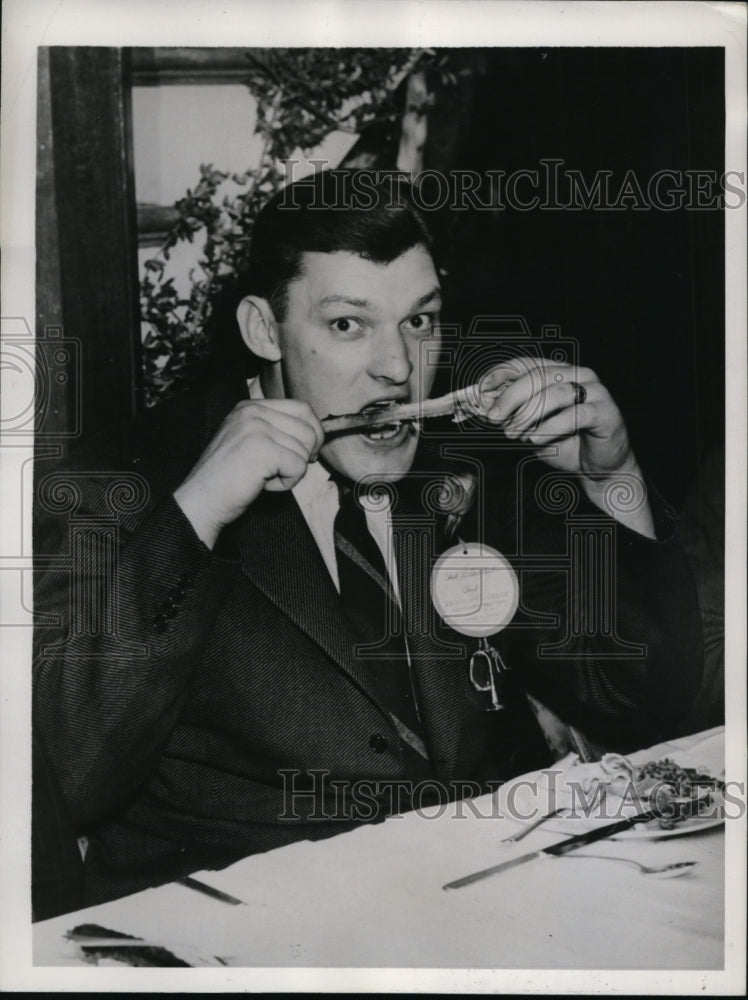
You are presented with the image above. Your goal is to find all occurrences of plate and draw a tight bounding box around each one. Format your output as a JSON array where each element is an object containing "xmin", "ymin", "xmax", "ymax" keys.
[{"xmin": 542, "ymin": 789, "xmax": 726, "ymax": 840}]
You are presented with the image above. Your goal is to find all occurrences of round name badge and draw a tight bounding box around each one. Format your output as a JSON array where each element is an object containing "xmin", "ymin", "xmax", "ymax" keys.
[{"xmin": 430, "ymin": 542, "xmax": 519, "ymax": 638}]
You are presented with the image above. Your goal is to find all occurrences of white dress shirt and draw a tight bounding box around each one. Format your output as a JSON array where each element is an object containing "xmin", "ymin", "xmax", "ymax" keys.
[{"xmin": 246, "ymin": 378, "xmax": 402, "ymax": 601}]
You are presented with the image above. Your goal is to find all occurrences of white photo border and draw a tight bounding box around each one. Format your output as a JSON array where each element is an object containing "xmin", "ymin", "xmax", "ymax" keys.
[{"xmin": 1, "ymin": 0, "xmax": 745, "ymax": 993}]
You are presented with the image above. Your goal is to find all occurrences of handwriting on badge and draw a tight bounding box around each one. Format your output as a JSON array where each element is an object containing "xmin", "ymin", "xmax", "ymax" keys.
[
  {"xmin": 440, "ymin": 569, "xmax": 511, "ymax": 612},
  {"xmin": 430, "ymin": 543, "xmax": 520, "ymax": 638}
]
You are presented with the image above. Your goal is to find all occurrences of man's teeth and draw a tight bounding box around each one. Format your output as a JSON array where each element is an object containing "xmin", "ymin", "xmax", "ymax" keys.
[{"xmin": 364, "ymin": 421, "xmax": 402, "ymax": 440}]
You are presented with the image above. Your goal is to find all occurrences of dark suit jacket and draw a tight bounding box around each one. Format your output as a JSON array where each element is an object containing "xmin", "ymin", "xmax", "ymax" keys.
[{"xmin": 32, "ymin": 377, "xmax": 704, "ymax": 907}]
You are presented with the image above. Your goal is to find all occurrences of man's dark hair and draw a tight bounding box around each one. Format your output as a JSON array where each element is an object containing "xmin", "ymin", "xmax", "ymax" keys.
[
  {"xmin": 208, "ymin": 170, "xmax": 437, "ymax": 378},
  {"xmin": 246, "ymin": 169, "xmax": 436, "ymax": 320}
]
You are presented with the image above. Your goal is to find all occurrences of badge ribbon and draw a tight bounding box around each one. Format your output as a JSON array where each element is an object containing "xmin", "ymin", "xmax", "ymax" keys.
[{"xmin": 430, "ymin": 539, "xmax": 519, "ymax": 710}]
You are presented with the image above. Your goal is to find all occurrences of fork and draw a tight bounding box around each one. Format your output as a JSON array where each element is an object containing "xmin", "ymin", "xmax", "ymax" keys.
[
  {"xmin": 501, "ymin": 807, "xmax": 571, "ymax": 842},
  {"xmin": 557, "ymin": 854, "xmax": 697, "ymax": 877}
]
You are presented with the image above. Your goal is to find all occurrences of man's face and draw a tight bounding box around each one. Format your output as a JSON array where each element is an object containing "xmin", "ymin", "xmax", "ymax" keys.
[{"xmin": 272, "ymin": 245, "xmax": 442, "ymax": 483}]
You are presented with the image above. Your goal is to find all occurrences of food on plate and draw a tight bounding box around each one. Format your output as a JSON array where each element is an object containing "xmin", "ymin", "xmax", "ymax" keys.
[
  {"xmin": 633, "ymin": 757, "xmax": 721, "ymax": 794},
  {"xmin": 632, "ymin": 758, "xmax": 722, "ymax": 829},
  {"xmin": 564, "ymin": 754, "xmax": 723, "ymax": 830}
]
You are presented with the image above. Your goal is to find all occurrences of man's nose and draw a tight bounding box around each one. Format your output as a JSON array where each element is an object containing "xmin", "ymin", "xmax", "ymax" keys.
[{"xmin": 368, "ymin": 327, "xmax": 413, "ymax": 385}]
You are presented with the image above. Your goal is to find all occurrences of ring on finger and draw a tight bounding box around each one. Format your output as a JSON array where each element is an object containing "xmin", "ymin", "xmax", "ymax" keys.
[{"xmin": 570, "ymin": 381, "xmax": 587, "ymax": 406}]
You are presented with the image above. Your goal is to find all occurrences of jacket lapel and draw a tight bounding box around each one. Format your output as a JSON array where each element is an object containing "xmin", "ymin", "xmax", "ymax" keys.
[
  {"xmin": 209, "ymin": 402, "xmax": 482, "ymax": 770},
  {"xmin": 392, "ymin": 471, "xmax": 477, "ymax": 781},
  {"xmin": 227, "ymin": 489, "xmax": 391, "ymax": 714},
  {"xmin": 200, "ymin": 379, "xmax": 395, "ymax": 717}
]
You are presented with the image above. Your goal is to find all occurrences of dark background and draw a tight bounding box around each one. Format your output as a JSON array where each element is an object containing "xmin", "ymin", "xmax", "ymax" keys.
[
  {"xmin": 37, "ymin": 47, "xmax": 725, "ymax": 509},
  {"xmin": 432, "ymin": 48, "xmax": 725, "ymax": 508}
]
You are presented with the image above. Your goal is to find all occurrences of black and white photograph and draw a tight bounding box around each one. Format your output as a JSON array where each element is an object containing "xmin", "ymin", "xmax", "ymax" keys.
[{"xmin": 1, "ymin": 0, "xmax": 746, "ymax": 993}]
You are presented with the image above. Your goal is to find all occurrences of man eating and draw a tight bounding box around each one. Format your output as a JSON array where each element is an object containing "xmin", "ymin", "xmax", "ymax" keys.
[{"xmin": 33, "ymin": 170, "xmax": 702, "ymax": 911}]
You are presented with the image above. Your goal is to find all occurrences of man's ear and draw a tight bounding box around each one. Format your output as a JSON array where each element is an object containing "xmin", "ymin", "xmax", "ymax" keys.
[{"xmin": 236, "ymin": 296, "xmax": 282, "ymax": 363}]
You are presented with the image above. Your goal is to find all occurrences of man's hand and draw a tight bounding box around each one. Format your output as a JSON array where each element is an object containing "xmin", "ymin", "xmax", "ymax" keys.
[
  {"xmin": 174, "ymin": 399, "xmax": 325, "ymax": 549},
  {"xmin": 480, "ymin": 358, "xmax": 656, "ymax": 538}
]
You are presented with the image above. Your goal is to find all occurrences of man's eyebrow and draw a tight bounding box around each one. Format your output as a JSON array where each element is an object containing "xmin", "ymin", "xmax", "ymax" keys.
[
  {"xmin": 317, "ymin": 295, "xmax": 373, "ymax": 309},
  {"xmin": 316, "ymin": 288, "xmax": 442, "ymax": 311},
  {"xmin": 411, "ymin": 287, "xmax": 442, "ymax": 310}
]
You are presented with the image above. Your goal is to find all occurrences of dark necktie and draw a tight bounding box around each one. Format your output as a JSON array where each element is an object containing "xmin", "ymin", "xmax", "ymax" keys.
[{"xmin": 334, "ymin": 485, "xmax": 431, "ymax": 771}]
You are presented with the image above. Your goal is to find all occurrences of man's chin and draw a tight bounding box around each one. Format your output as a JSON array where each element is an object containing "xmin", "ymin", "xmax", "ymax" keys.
[{"xmin": 322, "ymin": 425, "xmax": 419, "ymax": 484}]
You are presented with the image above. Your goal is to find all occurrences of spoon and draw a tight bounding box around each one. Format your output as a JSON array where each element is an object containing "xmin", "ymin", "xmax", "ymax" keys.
[{"xmin": 557, "ymin": 854, "xmax": 697, "ymax": 878}]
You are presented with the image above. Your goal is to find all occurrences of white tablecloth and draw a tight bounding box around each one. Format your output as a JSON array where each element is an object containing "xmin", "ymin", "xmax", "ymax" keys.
[{"xmin": 34, "ymin": 727, "xmax": 726, "ymax": 969}]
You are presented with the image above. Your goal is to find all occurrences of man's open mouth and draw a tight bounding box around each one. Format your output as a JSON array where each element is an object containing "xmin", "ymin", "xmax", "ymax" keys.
[
  {"xmin": 362, "ymin": 421, "xmax": 404, "ymax": 441},
  {"xmin": 359, "ymin": 400, "xmax": 406, "ymax": 442}
]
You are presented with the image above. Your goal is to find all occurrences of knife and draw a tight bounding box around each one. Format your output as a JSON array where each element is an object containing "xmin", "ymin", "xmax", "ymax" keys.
[
  {"xmin": 442, "ymin": 810, "xmax": 657, "ymax": 890},
  {"xmin": 176, "ymin": 875, "xmax": 245, "ymax": 905}
]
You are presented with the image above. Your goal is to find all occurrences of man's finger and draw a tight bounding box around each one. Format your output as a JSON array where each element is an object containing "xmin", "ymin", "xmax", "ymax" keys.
[
  {"xmin": 504, "ymin": 379, "xmax": 601, "ymax": 437},
  {"xmin": 262, "ymin": 442, "xmax": 313, "ymax": 491},
  {"xmin": 519, "ymin": 402, "xmax": 596, "ymax": 445},
  {"xmin": 250, "ymin": 407, "xmax": 324, "ymax": 460},
  {"xmin": 484, "ymin": 369, "xmax": 550, "ymax": 423},
  {"xmin": 245, "ymin": 399, "xmax": 325, "ymax": 457},
  {"xmin": 487, "ymin": 365, "xmax": 596, "ymax": 424},
  {"xmin": 267, "ymin": 397, "xmax": 327, "ymax": 446},
  {"xmin": 480, "ymin": 356, "xmax": 571, "ymax": 389}
]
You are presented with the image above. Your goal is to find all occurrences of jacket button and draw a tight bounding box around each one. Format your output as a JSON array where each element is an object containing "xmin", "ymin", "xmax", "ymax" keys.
[{"xmin": 369, "ymin": 734, "xmax": 388, "ymax": 753}]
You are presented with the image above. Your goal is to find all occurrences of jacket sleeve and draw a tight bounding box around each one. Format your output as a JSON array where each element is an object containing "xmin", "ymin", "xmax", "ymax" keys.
[
  {"xmin": 496, "ymin": 464, "xmax": 705, "ymax": 752},
  {"xmin": 33, "ymin": 484, "xmax": 240, "ymax": 827}
]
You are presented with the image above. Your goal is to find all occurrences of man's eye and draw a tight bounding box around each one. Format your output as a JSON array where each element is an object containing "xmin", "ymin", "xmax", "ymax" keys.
[
  {"xmin": 403, "ymin": 313, "xmax": 437, "ymax": 334},
  {"xmin": 330, "ymin": 317, "xmax": 363, "ymax": 335}
]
